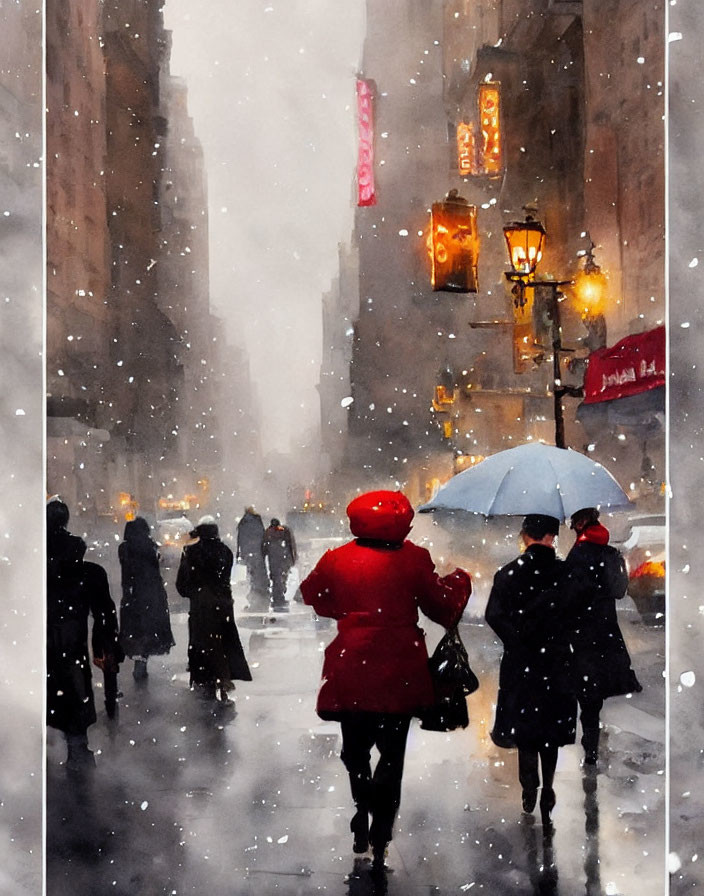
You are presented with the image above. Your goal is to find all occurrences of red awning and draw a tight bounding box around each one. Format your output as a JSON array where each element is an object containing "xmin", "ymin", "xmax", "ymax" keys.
[{"xmin": 582, "ymin": 325, "xmax": 665, "ymax": 404}]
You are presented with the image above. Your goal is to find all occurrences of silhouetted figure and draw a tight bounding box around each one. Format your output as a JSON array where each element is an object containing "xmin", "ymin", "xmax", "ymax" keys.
[
  {"xmin": 118, "ymin": 516, "xmax": 175, "ymax": 682},
  {"xmin": 485, "ymin": 514, "xmax": 578, "ymax": 829},
  {"xmin": 236, "ymin": 506, "xmax": 269, "ymax": 608},
  {"xmin": 301, "ymin": 491, "xmax": 471, "ymax": 869},
  {"xmin": 262, "ymin": 517, "xmax": 297, "ymax": 610},
  {"xmin": 176, "ymin": 516, "xmax": 252, "ymax": 705},
  {"xmin": 565, "ymin": 507, "xmax": 642, "ymax": 766},
  {"xmin": 47, "ymin": 498, "xmax": 122, "ymax": 771}
]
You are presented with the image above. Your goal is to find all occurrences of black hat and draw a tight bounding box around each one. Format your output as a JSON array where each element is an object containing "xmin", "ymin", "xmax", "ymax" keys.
[{"xmin": 521, "ymin": 514, "xmax": 560, "ymax": 538}]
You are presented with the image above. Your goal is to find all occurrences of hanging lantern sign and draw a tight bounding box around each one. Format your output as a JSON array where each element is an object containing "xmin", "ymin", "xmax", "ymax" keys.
[
  {"xmin": 429, "ymin": 190, "xmax": 479, "ymax": 292},
  {"xmin": 356, "ymin": 79, "xmax": 376, "ymax": 207},
  {"xmin": 456, "ymin": 122, "xmax": 476, "ymax": 176},
  {"xmin": 479, "ymin": 82, "xmax": 502, "ymax": 176}
]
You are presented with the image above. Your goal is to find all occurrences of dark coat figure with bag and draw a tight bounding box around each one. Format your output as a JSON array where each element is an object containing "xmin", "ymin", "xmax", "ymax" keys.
[
  {"xmin": 301, "ymin": 490, "xmax": 471, "ymax": 867},
  {"xmin": 262, "ymin": 518, "xmax": 297, "ymax": 609},
  {"xmin": 176, "ymin": 516, "xmax": 251, "ymax": 706},
  {"xmin": 118, "ymin": 517, "xmax": 175, "ymax": 681},
  {"xmin": 565, "ymin": 507, "xmax": 642, "ymax": 765},
  {"xmin": 47, "ymin": 499, "xmax": 122, "ymax": 771},
  {"xmin": 485, "ymin": 514, "xmax": 578, "ymax": 828}
]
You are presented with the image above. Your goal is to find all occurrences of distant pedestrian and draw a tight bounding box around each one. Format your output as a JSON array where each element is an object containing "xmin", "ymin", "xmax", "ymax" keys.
[
  {"xmin": 485, "ymin": 514, "xmax": 578, "ymax": 828},
  {"xmin": 176, "ymin": 516, "xmax": 252, "ymax": 705},
  {"xmin": 236, "ymin": 506, "xmax": 269, "ymax": 608},
  {"xmin": 118, "ymin": 517, "xmax": 175, "ymax": 682},
  {"xmin": 47, "ymin": 498, "xmax": 122, "ymax": 771},
  {"xmin": 262, "ymin": 517, "xmax": 297, "ymax": 610},
  {"xmin": 301, "ymin": 490, "xmax": 471, "ymax": 868},
  {"xmin": 565, "ymin": 507, "xmax": 642, "ymax": 766}
]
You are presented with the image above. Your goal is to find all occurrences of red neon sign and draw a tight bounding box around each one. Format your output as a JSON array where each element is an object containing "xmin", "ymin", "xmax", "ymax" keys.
[{"xmin": 356, "ymin": 79, "xmax": 376, "ymax": 207}]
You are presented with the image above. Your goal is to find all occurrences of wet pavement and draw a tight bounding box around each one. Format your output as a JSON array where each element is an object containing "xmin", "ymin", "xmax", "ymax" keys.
[{"xmin": 46, "ymin": 576, "xmax": 666, "ymax": 895}]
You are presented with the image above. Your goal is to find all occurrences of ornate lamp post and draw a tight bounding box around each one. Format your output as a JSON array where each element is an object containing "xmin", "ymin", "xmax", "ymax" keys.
[{"xmin": 502, "ymin": 210, "xmax": 581, "ymax": 449}]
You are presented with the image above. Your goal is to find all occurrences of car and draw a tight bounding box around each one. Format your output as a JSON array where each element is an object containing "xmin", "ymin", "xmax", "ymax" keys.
[
  {"xmin": 613, "ymin": 513, "xmax": 666, "ymax": 623},
  {"xmin": 155, "ymin": 515, "xmax": 193, "ymax": 565}
]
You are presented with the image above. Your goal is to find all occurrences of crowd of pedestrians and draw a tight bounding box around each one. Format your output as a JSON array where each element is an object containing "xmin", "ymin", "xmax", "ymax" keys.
[{"xmin": 46, "ymin": 488, "xmax": 642, "ymax": 873}]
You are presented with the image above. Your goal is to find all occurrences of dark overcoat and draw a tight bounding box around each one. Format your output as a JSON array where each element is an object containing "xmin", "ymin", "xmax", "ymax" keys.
[
  {"xmin": 262, "ymin": 524, "xmax": 297, "ymax": 576},
  {"xmin": 301, "ymin": 492, "xmax": 471, "ymax": 719},
  {"xmin": 565, "ymin": 525, "xmax": 642, "ymax": 699},
  {"xmin": 236, "ymin": 511, "xmax": 265, "ymax": 559},
  {"xmin": 118, "ymin": 523, "xmax": 175, "ymax": 658},
  {"xmin": 176, "ymin": 531, "xmax": 251, "ymax": 686},
  {"xmin": 47, "ymin": 531, "xmax": 121, "ymax": 734},
  {"xmin": 485, "ymin": 543, "xmax": 577, "ymax": 750}
]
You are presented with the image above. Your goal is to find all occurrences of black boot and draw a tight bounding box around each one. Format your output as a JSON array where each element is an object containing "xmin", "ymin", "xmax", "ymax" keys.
[
  {"xmin": 350, "ymin": 808, "xmax": 369, "ymax": 854},
  {"xmin": 371, "ymin": 839, "xmax": 388, "ymax": 870},
  {"xmin": 65, "ymin": 734, "xmax": 95, "ymax": 773},
  {"xmin": 133, "ymin": 658, "xmax": 148, "ymax": 681},
  {"xmin": 539, "ymin": 787, "xmax": 556, "ymax": 829},
  {"xmin": 582, "ymin": 727, "xmax": 600, "ymax": 766}
]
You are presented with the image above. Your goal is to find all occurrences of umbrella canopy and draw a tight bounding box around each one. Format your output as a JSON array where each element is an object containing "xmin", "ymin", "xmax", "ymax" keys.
[{"xmin": 419, "ymin": 442, "xmax": 633, "ymax": 522}]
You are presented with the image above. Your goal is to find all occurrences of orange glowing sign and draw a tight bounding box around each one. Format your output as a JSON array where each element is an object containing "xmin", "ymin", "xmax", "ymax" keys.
[
  {"xmin": 479, "ymin": 82, "xmax": 501, "ymax": 176},
  {"xmin": 456, "ymin": 122, "xmax": 476, "ymax": 175},
  {"xmin": 428, "ymin": 191, "xmax": 479, "ymax": 293}
]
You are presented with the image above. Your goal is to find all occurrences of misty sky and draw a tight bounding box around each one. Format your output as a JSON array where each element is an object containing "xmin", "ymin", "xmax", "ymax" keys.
[{"xmin": 163, "ymin": 1, "xmax": 366, "ymax": 453}]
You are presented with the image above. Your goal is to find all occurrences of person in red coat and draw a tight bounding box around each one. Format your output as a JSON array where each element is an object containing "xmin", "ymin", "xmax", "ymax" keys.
[{"xmin": 300, "ymin": 490, "xmax": 471, "ymax": 868}]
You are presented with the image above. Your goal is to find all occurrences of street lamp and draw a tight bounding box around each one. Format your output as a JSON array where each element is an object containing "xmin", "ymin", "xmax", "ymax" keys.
[
  {"xmin": 502, "ymin": 210, "xmax": 580, "ymax": 449},
  {"xmin": 503, "ymin": 210, "xmax": 545, "ymax": 278}
]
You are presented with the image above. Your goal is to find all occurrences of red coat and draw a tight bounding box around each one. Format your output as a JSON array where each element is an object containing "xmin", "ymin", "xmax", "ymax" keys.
[{"xmin": 301, "ymin": 491, "xmax": 471, "ymax": 718}]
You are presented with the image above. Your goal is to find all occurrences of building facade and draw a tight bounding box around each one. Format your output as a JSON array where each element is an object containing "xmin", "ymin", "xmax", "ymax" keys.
[
  {"xmin": 46, "ymin": 0, "xmax": 243, "ymax": 525},
  {"xmin": 327, "ymin": 0, "xmax": 664, "ymax": 506}
]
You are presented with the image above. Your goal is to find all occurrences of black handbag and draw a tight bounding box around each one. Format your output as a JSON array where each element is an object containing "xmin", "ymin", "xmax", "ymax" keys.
[{"xmin": 419, "ymin": 625, "xmax": 479, "ymax": 732}]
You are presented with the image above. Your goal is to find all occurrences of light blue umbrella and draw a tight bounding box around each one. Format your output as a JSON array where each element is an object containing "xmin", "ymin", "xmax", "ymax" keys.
[{"xmin": 419, "ymin": 442, "xmax": 633, "ymax": 522}]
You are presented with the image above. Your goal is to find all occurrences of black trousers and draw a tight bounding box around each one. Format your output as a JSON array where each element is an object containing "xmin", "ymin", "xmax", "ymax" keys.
[
  {"xmin": 339, "ymin": 712, "xmax": 412, "ymax": 847},
  {"xmin": 578, "ymin": 696, "xmax": 604, "ymax": 752},
  {"xmin": 518, "ymin": 744, "xmax": 559, "ymax": 793}
]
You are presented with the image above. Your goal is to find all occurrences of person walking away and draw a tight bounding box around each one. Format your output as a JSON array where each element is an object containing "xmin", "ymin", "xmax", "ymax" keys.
[
  {"xmin": 118, "ymin": 517, "xmax": 175, "ymax": 681},
  {"xmin": 300, "ymin": 490, "xmax": 471, "ymax": 868},
  {"xmin": 485, "ymin": 514, "xmax": 578, "ymax": 828},
  {"xmin": 47, "ymin": 498, "xmax": 122, "ymax": 771},
  {"xmin": 262, "ymin": 517, "xmax": 297, "ymax": 611},
  {"xmin": 565, "ymin": 507, "xmax": 642, "ymax": 766},
  {"xmin": 176, "ymin": 516, "xmax": 252, "ymax": 706},
  {"xmin": 236, "ymin": 506, "xmax": 269, "ymax": 608}
]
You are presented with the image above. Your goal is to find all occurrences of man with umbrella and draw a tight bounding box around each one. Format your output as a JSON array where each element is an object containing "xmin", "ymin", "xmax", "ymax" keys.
[
  {"xmin": 565, "ymin": 506, "xmax": 642, "ymax": 766},
  {"xmin": 485, "ymin": 513, "xmax": 578, "ymax": 828}
]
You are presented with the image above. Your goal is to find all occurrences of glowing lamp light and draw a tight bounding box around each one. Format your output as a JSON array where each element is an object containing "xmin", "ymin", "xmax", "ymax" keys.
[
  {"xmin": 429, "ymin": 190, "xmax": 479, "ymax": 292},
  {"xmin": 573, "ymin": 241, "xmax": 608, "ymax": 316},
  {"xmin": 503, "ymin": 213, "xmax": 546, "ymax": 277}
]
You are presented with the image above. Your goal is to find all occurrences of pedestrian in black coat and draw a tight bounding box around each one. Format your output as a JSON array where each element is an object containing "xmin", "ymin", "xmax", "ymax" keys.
[
  {"xmin": 47, "ymin": 499, "xmax": 122, "ymax": 771},
  {"xmin": 485, "ymin": 514, "xmax": 578, "ymax": 828},
  {"xmin": 236, "ymin": 507, "xmax": 269, "ymax": 608},
  {"xmin": 176, "ymin": 516, "xmax": 252, "ymax": 705},
  {"xmin": 262, "ymin": 518, "xmax": 297, "ymax": 610},
  {"xmin": 118, "ymin": 517, "xmax": 175, "ymax": 681},
  {"xmin": 565, "ymin": 507, "xmax": 642, "ymax": 765}
]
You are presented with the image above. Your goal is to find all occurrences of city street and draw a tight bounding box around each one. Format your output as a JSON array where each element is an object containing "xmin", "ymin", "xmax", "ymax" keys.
[{"xmin": 47, "ymin": 557, "xmax": 666, "ymax": 895}]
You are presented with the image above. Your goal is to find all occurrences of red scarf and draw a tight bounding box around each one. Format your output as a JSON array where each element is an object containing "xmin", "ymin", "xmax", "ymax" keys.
[{"xmin": 576, "ymin": 522, "xmax": 610, "ymax": 545}]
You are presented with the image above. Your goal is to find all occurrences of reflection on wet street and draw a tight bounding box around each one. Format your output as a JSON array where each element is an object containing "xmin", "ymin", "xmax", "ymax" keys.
[{"xmin": 46, "ymin": 576, "xmax": 666, "ymax": 895}]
